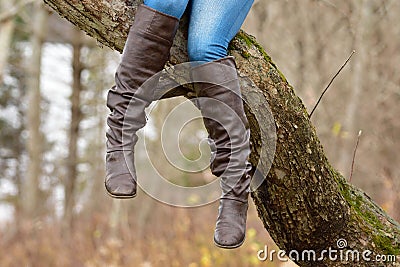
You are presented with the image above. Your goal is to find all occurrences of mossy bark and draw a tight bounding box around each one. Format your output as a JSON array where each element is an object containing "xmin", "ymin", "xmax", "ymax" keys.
[{"xmin": 42, "ymin": 0, "xmax": 400, "ymax": 266}]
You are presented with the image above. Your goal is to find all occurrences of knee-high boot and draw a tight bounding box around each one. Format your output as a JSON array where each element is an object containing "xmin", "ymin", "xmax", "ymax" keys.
[
  {"xmin": 192, "ymin": 56, "xmax": 252, "ymax": 248},
  {"xmin": 105, "ymin": 5, "xmax": 179, "ymax": 198}
]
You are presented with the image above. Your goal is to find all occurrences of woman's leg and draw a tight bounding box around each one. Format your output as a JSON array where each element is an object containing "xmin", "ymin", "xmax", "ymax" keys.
[
  {"xmin": 105, "ymin": 5, "xmax": 179, "ymax": 198},
  {"xmin": 187, "ymin": 0, "xmax": 254, "ymax": 62},
  {"xmin": 144, "ymin": 0, "xmax": 189, "ymax": 19},
  {"xmin": 188, "ymin": 0, "xmax": 254, "ymax": 249},
  {"xmin": 106, "ymin": 1, "xmax": 189, "ymax": 198}
]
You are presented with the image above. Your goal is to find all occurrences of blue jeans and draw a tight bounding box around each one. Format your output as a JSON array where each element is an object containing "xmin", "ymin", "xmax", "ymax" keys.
[{"xmin": 143, "ymin": 0, "xmax": 254, "ymax": 62}]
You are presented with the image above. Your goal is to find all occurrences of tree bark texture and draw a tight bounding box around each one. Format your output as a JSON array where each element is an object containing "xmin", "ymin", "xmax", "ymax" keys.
[{"xmin": 42, "ymin": 1, "xmax": 400, "ymax": 266}]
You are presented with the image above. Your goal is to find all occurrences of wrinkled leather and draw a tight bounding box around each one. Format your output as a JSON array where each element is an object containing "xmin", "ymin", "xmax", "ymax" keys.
[
  {"xmin": 105, "ymin": 4, "xmax": 179, "ymax": 198},
  {"xmin": 192, "ymin": 57, "xmax": 252, "ymax": 248}
]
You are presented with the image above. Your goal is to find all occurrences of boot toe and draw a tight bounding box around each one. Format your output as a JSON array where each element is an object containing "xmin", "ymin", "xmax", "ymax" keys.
[
  {"xmin": 214, "ymin": 226, "xmax": 245, "ymax": 249},
  {"xmin": 213, "ymin": 199, "xmax": 248, "ymax": 249}
]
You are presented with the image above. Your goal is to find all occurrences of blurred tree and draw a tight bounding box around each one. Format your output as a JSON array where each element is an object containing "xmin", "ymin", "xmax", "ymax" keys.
[
  {"xmin": 41, "ymin": 1, "xmax": 400, "ymax": 266},
  {"xmin": 63, "ymin": 27, "xmax": 84, "ymax": 232},
  {"xmin": 82, "ymin": 46, "xmax": 109, "ymax": 213},
  {"xmin": 23, "ymin": 1, "xmax": 48, "ymax": 218},
  {"xmin": 0, "ymin": 0, "xmax": 16, "ymax": 81},
  {"xmin": 0, "ymin": 46, "xmax": 26, "ymax": 230},
  {"xmin": 337, "ymin": 0, "xmax": 371, "ymax": 174}
]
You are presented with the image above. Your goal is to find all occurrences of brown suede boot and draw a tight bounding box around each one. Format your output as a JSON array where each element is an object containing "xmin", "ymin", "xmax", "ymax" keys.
[
  {"xmin": 105, "ymin": 5, "xmax": 179, "ymax": 198},
  {"xmin": 192, "ymin": 56, "xmax": 252, "ymax": 249}
]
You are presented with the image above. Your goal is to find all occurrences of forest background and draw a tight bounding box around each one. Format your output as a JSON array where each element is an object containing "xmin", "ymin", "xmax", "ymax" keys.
[{"xmin": 0, "ymin": 0, "xmax": 399, "ymax": 266}]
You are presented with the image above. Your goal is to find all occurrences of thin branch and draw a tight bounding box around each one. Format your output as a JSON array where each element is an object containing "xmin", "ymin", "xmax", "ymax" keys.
[
  {"xmin": 349, "ymin": 130, "xmax": 362, "ymax": 182},
  {"xmin": 309, "ymin": 50, "xmax": 355, "ymax": 118}
]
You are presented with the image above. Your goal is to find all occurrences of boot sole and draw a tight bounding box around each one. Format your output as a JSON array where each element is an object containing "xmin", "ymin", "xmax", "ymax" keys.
[
  {"xmin": 106, "ymin": 190, "xmax": 136, "ymax": 199},
  {"xmin": 213, "ymin": 235, "xmax": 245, "ymax": 249}
]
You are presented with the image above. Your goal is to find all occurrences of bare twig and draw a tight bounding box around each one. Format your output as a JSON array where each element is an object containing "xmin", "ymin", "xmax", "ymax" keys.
[
  {"xmin": 349, "ymin": 130, "xmax": 362, "ymax": 182},
  {"xmin": 309, "ymin": 50, "xmax": 356, "ymax": 118}
]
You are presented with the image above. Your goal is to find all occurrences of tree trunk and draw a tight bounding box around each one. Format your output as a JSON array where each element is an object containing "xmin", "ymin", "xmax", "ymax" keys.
[
  {"xmin": 42, "ymin": 1, "xmax": 400, "ymax": 266},
  {"xmin": 337, "ymin": 0, "xmax": 371, "ymax": 174},
  {"xmin": 63, "ymin": 27, "xmax": 84, "ymax": 232},
  {"xmin": 24, "ymin": 1, "xmax": 48, "ymax": 218},
  {"xmin": 84, "ymin": 46, "xmax": 107, "ymax": 213}
]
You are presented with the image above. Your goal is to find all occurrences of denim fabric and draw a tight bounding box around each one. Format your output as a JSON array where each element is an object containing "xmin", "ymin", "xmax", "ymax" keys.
[
  {"xmin": 143, "ymin": 0, "xmax": 254, "ymax": 62},
  {"xmin": 143, "ymin": 0, "xmax": 189, "ymax": 20}
]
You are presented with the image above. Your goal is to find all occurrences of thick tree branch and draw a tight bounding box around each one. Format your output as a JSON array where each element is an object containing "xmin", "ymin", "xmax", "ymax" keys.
[{"xmin": 42, "ymin": 0, "xmax": 400, "ymax": 266}]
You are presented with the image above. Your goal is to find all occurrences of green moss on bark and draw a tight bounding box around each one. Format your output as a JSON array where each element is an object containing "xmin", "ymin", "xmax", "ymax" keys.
[
  {"xmin": 233, "ymin": 31, "xmax": 288, "ymax": 84},
  {"xmin": 337, "ymin": 180, "xmax": 400, "ymax": 256}
]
